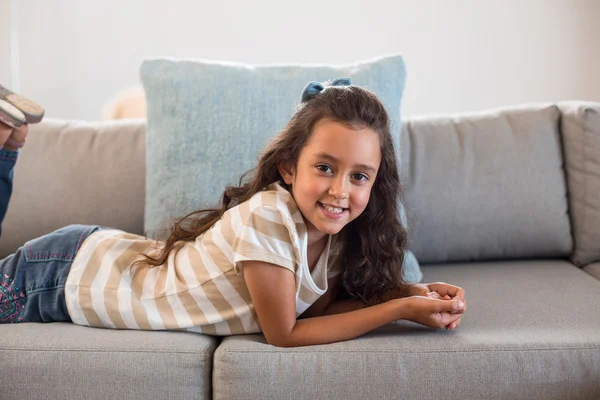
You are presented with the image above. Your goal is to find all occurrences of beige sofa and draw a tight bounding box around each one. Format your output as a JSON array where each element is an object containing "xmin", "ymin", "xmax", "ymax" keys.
[{"xmin": 1, "ymin": 102, "xmax": 599, "ymax": 400}]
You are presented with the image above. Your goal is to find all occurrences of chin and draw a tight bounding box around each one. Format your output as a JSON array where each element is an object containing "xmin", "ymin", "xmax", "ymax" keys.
[{"xmin": 316, "ymin": 223, "xmax": 345, "ymax": 235}]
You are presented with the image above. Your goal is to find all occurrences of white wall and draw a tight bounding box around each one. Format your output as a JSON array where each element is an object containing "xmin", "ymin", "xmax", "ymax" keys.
[
  {"xmin": 1, "ymin": 0, "xmax": 599, "ymax": 120},
  {"xmin": 0, "ymin": 1, "xmax": 10, "ymax": 89}
]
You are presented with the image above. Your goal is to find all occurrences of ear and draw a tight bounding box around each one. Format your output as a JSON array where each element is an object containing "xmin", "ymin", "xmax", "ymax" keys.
[{"xmin": 277, "ymin": 161, "xmax": 295, "ymax": 185}]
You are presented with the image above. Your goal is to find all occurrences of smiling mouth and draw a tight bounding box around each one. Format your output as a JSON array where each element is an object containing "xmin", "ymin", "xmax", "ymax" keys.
[{"xmin": 318, "ymin": 202, "xmax": 347, "ymax": 214}]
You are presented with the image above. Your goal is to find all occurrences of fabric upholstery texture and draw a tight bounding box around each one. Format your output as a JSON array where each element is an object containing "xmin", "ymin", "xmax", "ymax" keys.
[
  {"xmin": 583, "ymin": 262, "xmax": 600, "ymax": 280},
  {"xmin": 0, "ymin": 119, "xmax": 146, "ymax": 258},
  {"xmin": 400, "ymin": 104, "xmax": 572, "ymax": 264},
  {"xmin": 214, "ymin": 261, "xmax": 600, "ymax": 400},
  {"xmin": 0, "ymin": 323, "xmax": 217, "ymax": 400},
  {"xmin": 559, "ymin": 102, "xmax": 600, "ymax": 266}
]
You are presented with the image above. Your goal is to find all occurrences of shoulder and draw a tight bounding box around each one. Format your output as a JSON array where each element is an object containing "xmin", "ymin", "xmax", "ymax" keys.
[
  {"xmin": 244, "ymin": 182, "xmax": 301, "ymax": 224},
  {"xmin": 228, "ymin": 183, "xmax": 304, "ymax": 246},
  {"xmin": 230, "ymin": 184, "xmax": 303, "ymax": 272}
]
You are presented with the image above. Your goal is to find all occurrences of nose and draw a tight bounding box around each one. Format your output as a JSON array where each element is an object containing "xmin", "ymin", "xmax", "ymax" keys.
[{"xmin": 329, "ymin": 176, "xmax": 350, "ymax": 200}]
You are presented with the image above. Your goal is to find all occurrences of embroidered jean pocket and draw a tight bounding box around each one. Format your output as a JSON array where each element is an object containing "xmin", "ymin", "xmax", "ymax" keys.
[{"xmin": 24, "ymin": 224, "xmax": 99, "ymax": 263}]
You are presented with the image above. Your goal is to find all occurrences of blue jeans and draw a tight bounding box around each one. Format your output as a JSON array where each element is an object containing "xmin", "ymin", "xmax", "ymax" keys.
[
  {"xmin": 0, "ymin": 224, "xmax": 104, "ymax": 323},
  {"xmin": 0, "ymin": 148, "xmax": 17, "ymax": 239},
  {"xmin": 0, "ymin": 150, "xmax": 105, "ymax": 323}
]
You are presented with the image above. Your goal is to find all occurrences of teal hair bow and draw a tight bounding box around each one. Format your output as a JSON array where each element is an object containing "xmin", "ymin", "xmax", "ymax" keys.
[{"xmin": 300, "ymin": 77, "xmax": 352, "ymax": 103}]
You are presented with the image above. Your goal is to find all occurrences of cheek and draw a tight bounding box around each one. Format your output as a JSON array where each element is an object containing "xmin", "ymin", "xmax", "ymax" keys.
[
  {"xmin": 299, "ymin": 177, "xmax": 327, "ymax": 200},
  {"xmin": 310, "ymin": 182, "xmax": 328, "ymax": 198},
  {"xmin": 352, "ymin": 189, "xmax": 372, "ymax": 211}
]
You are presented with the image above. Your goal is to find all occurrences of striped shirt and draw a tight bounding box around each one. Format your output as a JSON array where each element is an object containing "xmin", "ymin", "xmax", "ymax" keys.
[{"xmin": 64, "ymin": 182, "xmax": 340, "ymax": 335}]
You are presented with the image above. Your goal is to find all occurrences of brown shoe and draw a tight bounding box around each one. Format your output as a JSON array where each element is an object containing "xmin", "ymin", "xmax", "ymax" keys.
[
  {"xmin": 0, "ymin": 99, "xmax": 26, "ymax": 129},
  {"xmin": 0, "ymin": 85, "xmax": 44, "ymax": 124}
]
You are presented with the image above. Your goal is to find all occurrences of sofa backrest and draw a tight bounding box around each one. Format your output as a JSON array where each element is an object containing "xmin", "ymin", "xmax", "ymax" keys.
[
  {"xmin": 558, "ymin": 102, "xmax": 600, "ymax": 266},
  {"xmin": 400, "ymin": 104, "xmax": 572, "ymax": 264},
  {"xmin": 0, "ymin": 119, "xmax": 146, "ymax": 258},
  {"xmin": 3, "ymin": 103, "xmax": 600, "ymax": 267}
]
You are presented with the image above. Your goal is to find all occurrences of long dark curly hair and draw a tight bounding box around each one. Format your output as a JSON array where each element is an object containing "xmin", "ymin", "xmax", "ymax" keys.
[{"xmin": 137, "ymin": 84, "xmax": 408, "ymax": 304}]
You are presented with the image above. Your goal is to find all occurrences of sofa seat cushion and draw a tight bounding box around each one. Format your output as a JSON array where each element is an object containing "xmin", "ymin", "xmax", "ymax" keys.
[
  {"xmin": 213, "ymin": 261, "xmax": 600, "ymax": 400},
  {"xmin": 0, "ymin": 323, "xmax": 218, "ymax": 400}
]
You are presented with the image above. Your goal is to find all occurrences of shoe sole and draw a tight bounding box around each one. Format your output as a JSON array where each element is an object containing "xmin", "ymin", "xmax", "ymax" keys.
[
  {"xmin": 0, "ymin": 99, "xmax": 26, "ymax": 128},
  {"xmin": 0, "ymin": 85, "xmax": 44, "ymax": 124}
]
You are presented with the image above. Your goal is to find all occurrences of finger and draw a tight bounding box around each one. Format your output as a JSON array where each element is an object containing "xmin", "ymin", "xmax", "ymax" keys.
[
  {"xmin": 429, "ymin": 282, "xmax": 465, "ymax": 299},
  {"xmin": 449, "ymin": 304, "xmax": 466, "ymax": 315},
  {"xmin": 445, "ymin": 321, "xmax": 455, "ymax": 330},
  {"xmin": 11, "ymin": 123, "xmax": 28, "ymax": 142},
  {"xmin": 436, "ymin": 298, "xmax": 465, "ymax": 313},
  {"xmin": 450, "ymin": 316, "xmax": 462, "ymax": 329},
  {"xmin": 438, "ymin": 311, "xmax": 462, "ymax": 327},
  {"xmin": 409, "ymin": 283, "xmax": 430, "ymax": 297},
  {"xmin": 438, "ymin": 283, "xmax": 465, "ymax": 299},
  {"xmin": 447, "ymin": 320, "xmax": 459, "ymax": 329},
  {"xmin": 454, "ymin": 317, "xmax": 463, "ymax": 328},
  {"xmin": 0, "ymin": 122, "xmax": 12, "ymax": 145},
  {"xmin": 452, "ymin": 298, "xmax": 467, "ymax": 313}
]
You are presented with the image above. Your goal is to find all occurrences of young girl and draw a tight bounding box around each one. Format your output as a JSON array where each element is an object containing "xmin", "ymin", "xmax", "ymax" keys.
[{"xmin": 0, "ymin": 80, "xmax": 466, "ymax": 347}]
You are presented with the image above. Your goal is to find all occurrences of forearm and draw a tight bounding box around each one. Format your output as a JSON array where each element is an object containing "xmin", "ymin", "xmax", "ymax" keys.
[
  {"xmin": 322, "ymin": 285, "xmax": 413, "ymax": 316},
  {"xmin": 279, "ymin": 298, "xmax": 407, "ymax": 347},
  {"xmin": 322, "ymin": 298, "xmax": 366, "ymax": 315}
]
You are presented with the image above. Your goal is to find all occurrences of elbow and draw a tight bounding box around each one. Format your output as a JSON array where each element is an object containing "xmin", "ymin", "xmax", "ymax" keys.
[
  {"xmin": 264, "ymin": 328, "xmax": 297, "ymax": 348},
  {"xmin": 265, "ymin": 335, "xmax": 295, "ymax": 348}
]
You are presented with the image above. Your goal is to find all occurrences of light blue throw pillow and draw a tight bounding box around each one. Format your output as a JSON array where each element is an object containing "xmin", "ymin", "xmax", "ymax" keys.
[{"xmin": 140, "ymin": 54, "xmax": 422, "ymax": 283}]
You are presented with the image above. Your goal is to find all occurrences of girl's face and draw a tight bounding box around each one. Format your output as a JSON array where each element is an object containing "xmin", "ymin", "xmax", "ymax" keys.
[{"xmin": 278, "ymin": 119, "xmax": 381, "ymax": 242}]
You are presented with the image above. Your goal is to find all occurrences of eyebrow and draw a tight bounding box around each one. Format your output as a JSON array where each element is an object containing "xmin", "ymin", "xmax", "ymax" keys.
[{"xmin": 313, "ymin": 152, "xmax": 378, "ymax": 174}]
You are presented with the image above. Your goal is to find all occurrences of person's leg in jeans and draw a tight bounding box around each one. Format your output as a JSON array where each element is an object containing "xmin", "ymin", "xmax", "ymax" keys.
[
  {"xmin": 0, "ymin": 224, "xmax": 103, "ymax": 323},
  {"xmin": 0, "ymin": 122, "xmax": 28, "ymax": 238},
  {"xmin": 0, "ymin": 148, "xmax": 17, "ymax": 239}
]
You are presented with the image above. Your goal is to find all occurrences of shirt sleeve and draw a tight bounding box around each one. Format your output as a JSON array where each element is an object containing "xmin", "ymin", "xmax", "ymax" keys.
[{"xmin": 232, "ymin": 205, "xmax": 299, "ymax": 275}]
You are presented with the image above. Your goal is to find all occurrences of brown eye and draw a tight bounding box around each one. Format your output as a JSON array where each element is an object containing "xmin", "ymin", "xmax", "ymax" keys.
[
  {"xmin": 352, "ymin": 173, "xmax": 368, "ymax": 182},
  {"xmin": 316, "ymin": 164, "xmax": 333, "ymax": 174}
]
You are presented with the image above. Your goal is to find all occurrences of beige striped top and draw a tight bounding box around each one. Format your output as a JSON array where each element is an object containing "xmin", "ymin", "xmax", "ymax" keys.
[{"xmin": 64, "ymin": 182, "xmax": 340, "ymax": 336}]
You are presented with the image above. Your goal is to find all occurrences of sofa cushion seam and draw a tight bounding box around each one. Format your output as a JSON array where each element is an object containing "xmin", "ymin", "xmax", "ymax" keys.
[
  {"xmin": 218, "ymin": 346, "xmax": 600, "ymax": 354},
  {"xmin": 0, "ymin": 347, "xmax": 213, "ymax": 355}
]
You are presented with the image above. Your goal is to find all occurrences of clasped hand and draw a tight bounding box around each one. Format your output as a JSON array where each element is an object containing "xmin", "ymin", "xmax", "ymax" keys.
[{"xmin": 400, "ymin": 282, "xmax": 466, "ymax": 330}]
